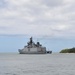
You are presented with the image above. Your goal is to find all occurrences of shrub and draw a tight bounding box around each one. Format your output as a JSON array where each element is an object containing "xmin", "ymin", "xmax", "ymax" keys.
[{"xmin": 60, "ymin": 47, "xmax": 75, "ymax": 53}]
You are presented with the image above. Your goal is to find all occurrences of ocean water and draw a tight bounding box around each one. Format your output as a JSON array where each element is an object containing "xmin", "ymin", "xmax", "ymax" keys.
[{"xmin": 0, "ymin": 53, "xmax": 75, "ymax": 75}]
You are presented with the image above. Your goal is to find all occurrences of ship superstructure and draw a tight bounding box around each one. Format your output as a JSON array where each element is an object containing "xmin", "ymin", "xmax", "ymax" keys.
[{"xmin": 18, "ymin": 37, "xmax": 47, "ymax": 54}]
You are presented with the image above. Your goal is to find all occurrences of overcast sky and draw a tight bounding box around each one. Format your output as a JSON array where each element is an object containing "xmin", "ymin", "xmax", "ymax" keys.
[
  {"xmin": 0, "ymin": 0, "xmax": 75, "ymax": 52},
  {"xmin": 0, "ymin": 0, "xmax": 75, "ymax": 38}
]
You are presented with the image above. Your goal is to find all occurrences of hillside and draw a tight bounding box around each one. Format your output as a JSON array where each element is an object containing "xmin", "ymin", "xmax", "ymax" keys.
[{"xmin": 60, "ymin": 47, "xmax": 75, "ymax": 53}]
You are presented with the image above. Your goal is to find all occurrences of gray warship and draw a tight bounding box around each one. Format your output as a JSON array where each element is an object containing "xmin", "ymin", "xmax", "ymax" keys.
[{"xmin": 18, "ymin": 37, "xmax": 52, "ymax": 54}]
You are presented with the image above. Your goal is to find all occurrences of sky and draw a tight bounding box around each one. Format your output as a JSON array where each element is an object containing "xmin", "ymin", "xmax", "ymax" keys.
[{"xmin": 0, "ymin": 0, "xmax": 75, "ymax": 52}]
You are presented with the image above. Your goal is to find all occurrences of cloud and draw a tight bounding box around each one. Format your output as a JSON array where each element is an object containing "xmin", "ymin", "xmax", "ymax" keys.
[{"xmin": 0, "ymin": 0, "xmax": 75, "ymax": 38}]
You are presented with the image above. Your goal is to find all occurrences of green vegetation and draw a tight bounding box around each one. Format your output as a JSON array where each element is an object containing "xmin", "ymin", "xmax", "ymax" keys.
[{"xmin": 60, "ymin": 47, "xmax": 75, "ymax": 53}]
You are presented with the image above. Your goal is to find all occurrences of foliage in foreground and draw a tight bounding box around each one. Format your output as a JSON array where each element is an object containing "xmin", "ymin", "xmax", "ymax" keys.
[{"xmin": 60, "ymin": 47, "xmax": 75, "ymax": 53}]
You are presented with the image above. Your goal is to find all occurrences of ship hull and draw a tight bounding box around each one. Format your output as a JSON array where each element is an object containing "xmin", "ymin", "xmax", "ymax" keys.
[
  {"xmin": 18, "ymin": 50, "xmax": 46, "ymax": 54},
  {"xmin": 19, "ymin": 52, "xmax": 46, "ymax": 54},
  {"xmin": 18, "ymin": 47, "xmax": 46, "ymax": 54}
]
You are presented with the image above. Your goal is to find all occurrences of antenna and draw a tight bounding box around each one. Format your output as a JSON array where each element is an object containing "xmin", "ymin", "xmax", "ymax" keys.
[{"xmin": 37, "ymin": 38, "xmax": 38, "ymax": 42}]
